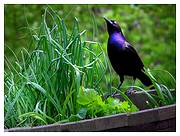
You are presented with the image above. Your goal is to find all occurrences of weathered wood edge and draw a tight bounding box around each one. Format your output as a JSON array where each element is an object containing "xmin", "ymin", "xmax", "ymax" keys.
[
  {"xmin": 5, "ymin": 104, "xmax": 176, "ymax": 132},
  {"xmin": 114, "ymin": 89, "xmax": 176, "ymax": 110},
  {"xmin": 128, "ymin": 104, "xmax": 176, "ymax": 126}
]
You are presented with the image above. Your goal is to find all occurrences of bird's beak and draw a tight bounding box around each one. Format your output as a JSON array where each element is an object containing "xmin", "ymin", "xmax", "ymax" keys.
[{"xmin": 104, "ymin": 17, "xmax": 112, "ymax": 25}]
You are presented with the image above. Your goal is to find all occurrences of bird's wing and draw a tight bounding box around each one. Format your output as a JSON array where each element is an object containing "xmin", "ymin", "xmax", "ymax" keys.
[{"xmin": 124, "ymin": 41, "xmax": 144, "ymax": 70}]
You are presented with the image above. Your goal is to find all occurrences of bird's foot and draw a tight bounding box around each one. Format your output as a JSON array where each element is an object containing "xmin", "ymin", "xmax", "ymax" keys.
[
  {"xmin": 111, "ymin": 91, "xmax": 118, "ymax": 97},
  {"xmin": 103, "ymin": 91, "xmax": 118, "ymax": 99},
  {"xmin": 126, "ymin": 88, "xmax": 137, "ymax": 96}
]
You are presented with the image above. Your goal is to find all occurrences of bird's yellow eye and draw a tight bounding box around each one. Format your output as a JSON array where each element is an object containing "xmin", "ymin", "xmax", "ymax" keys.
[
  {"xmin": 111, "ymin": 20, "xmax": 115, "ymax": 24},
  {"xmin": 111, "ymin": 20, "xmax": 117, "ymax": 24}
]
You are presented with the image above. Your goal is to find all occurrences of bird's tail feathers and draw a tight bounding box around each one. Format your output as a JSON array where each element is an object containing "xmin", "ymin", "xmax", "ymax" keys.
[{"xmin": 137, "ymin": 71, "xmax": 154, "ymax": 89}]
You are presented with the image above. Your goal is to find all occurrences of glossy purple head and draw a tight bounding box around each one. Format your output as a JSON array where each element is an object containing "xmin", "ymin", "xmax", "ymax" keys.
[{"xmin": 104, "ymin": 17, "xmax": 122, "ymax": 35}]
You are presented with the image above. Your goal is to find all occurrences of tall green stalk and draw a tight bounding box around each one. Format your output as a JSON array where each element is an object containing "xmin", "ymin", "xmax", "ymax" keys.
[{"xmin": 4, "ymin": 7, "xmax": 107, "ymax": 128}]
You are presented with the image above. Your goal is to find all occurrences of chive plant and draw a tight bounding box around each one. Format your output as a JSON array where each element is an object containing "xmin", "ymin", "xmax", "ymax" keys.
[
  {"xmin": 127, "ymin": 68, "xmax": 176, "ymax": 108},
  {"xmin": 145, "ymin": 69, "xmax": 176, "ymax": 107},
  {"xmin": 4, "ymin": 8, "xmax": 107, "ymax": 128}
]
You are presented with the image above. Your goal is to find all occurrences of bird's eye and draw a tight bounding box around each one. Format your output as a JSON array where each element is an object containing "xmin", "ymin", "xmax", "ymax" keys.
[
  {"xmin": 111, "ymin": 20, "xmax": 117, "ymax": 24},
  {"xmin": 113, "ymin": 21, "xmax": 117, "ymax": 24}
]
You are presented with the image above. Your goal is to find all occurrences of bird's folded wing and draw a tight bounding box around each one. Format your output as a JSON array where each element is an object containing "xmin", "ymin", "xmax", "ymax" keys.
[{"xmin": 125, "ymin": 43, "xmax": 144, "ymax": 70}]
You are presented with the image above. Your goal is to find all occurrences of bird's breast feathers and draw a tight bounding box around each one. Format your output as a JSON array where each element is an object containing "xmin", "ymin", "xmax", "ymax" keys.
[
  {"xmin": 108, "ymin": 33, "xmax": 126, "ymax": 47},
  {"xmin": 108, "ymin": 34, "xmax": 130, "ymax": 49}
]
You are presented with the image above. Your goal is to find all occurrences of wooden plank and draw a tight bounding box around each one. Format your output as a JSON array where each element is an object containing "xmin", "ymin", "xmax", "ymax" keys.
[
  {"xmin": 5, "ymin": 119, "xmax": 96, "ymax": 132},
  {"xmin": 6, "ymin": 113, "xmax": 128, "ymax": 132},
  {"xmin": 155, "ymin": 118, "xmax": 176, "ymax": 131},
  {"xmin": 114, "ymin": 90, "xmax": 176, "ymax": 110},
  {"xmin": 127, "ymin": 108, "xmax": 159, "ymax": 126},
  {"xmin": 127, "ymin": 92, "xmax": 150, "ymax": 110},
  {"xmin": 158, "ymin": 104, "xmax": 176, "ymax": 120},
  {"xmin": 113, "ymin": 91, "xmax": 151, "ymax": 110},
  {"xmin": 5, "ymin": 96, "xmax": 176, "ymax": 132},
  {"xmin": 128, "ymin": 104, "xmax": 176, "ymax": 126},
  {"xmin": 93, "ymin": 113, "xmax": 127, "ymax": 131},
  {"xmin": 104, "ymin": 118, "xmax": 176, "ymax": 132}
]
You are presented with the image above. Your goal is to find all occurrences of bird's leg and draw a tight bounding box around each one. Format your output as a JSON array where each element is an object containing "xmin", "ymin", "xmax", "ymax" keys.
[
  {"xmin": 118, "ymin": 75, "xmax": 124, "ymax": 89},
  {"xmin": 126, "ymin": 77, "xmax": 136, "ymax": 95},
  {"xmin": 112, "ymin": 76, "xmax": 124, "ymax": 97},
  {"xmin": 117, "ymin": 82, "xmax": 122, "ymax": 90}
]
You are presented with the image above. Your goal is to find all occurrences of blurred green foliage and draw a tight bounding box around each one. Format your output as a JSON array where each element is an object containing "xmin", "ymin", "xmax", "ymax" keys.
[{"xmin": 5, "ymin": 4, "xmax": 176, "ymax": 88}]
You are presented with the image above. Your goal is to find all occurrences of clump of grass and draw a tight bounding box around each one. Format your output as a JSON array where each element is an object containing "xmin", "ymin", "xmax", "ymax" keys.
[
  {"xmin": 4, "ymin": 7, "xmax": 107, "ymax": 128},
  {"xmin": 128, "ymin": 68, "xmax": 176, "ymax": 108},
  {"xmin": 145, "ymin": 68, "xmax": 175, "ymax": 107}
]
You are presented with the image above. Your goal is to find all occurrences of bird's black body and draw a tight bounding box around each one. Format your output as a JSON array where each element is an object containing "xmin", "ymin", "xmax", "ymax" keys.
[{"xmin": 104, "ymin": 17, "xmax": 153, "ymax": 88}]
